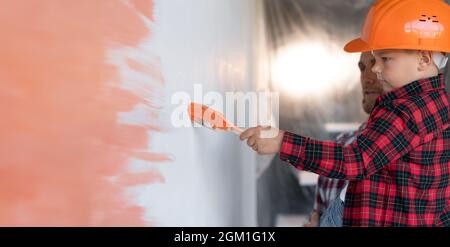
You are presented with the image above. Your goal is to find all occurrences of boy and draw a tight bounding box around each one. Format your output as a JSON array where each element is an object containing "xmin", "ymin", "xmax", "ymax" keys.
[{"xmin": 241, "ymin": 0, "xmax": 450, "ymax": 226}]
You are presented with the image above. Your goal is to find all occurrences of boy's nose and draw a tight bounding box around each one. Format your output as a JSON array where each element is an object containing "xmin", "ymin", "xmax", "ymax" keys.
[{"xmin": 371, "ymin": 62, "xmax": 382, "ymax": 74}]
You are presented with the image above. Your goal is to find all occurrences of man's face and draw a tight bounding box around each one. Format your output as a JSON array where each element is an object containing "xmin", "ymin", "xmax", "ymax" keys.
[
  {"xmin": 359, "ymin": 52, "xmax": 384, "ymax": 114},
  {"xmin": 371, "ymin": 49, "xmax": 422, "ymax": 92}
]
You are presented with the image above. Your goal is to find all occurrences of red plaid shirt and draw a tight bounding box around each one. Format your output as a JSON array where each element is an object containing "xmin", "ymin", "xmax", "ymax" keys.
[
  {"xmin": 280, "ymin": 74, "xmax": 450, "ymax": 226},
  {"xmin": 314, "ymin": 123, "xmax": 366, "ymax": 215}
]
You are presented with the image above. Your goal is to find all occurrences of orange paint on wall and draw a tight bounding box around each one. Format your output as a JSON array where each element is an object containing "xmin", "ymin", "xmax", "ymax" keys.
[{"xmin": 0, "ymin": 0, "xmax": 165, "ymax": 226}]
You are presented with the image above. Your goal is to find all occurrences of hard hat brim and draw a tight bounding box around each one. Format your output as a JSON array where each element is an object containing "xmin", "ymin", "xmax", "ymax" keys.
[{"xmin": 344, "ymin": 38, "xmax": 372, "ymax": 53}]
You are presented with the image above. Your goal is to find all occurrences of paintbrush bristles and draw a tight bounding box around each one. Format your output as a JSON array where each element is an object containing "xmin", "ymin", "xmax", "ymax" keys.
[{"xmin": 188, "ymin": 103, "xmax": 242, "ymax": 134}]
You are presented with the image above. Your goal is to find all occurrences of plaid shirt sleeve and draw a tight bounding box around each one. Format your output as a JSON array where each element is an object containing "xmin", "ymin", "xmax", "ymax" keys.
[
  {"xmin": 280, "ymin": 106, "xmax": 423, "ymax": 181},
  {"xmin": 313, "ymin": 179, "xmax": 322, "ymax": 212}
]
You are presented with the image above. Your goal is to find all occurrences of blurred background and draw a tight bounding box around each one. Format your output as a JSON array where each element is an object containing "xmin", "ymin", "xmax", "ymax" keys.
[{"xmin": 1, "ymin": 0, "xmax": 449, "ymax": 226}]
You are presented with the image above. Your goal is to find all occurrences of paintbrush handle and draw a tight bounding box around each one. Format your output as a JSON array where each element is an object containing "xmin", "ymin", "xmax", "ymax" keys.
[{"xmin": 230, "ymin": 126, "xmax": 245, "ymax": 135}]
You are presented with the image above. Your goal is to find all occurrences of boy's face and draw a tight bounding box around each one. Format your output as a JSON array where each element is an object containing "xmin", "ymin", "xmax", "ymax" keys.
[{"xmin": 371, "ymin": 50, "xmax": 423, "ymax": 92}]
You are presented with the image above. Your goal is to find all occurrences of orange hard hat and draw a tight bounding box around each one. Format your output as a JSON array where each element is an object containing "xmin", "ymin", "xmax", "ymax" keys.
[{"xmin": 344, "ymin": 0, "xmax": 450, "ymax": 53}]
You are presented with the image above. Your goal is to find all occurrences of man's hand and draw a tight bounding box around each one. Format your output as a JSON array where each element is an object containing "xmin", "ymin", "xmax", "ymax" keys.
[
  {"xmin": 303, "ymin": 211, "xmax": 319, "ymax": 227},
  {"xmin": 239, "ymin": 126, "xmax": 285, "ymax": 155}
]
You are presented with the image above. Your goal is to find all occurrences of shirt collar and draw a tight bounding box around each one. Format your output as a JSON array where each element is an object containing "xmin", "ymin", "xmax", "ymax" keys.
[{"xmin": 376, "ymin": 74, "xmax": 445, "ymax": 105}]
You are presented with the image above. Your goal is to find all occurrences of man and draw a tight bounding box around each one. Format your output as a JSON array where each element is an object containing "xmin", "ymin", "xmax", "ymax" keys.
[{"xmin": 305, "ymin": 52, "xmax": 383, "ymax": 227}]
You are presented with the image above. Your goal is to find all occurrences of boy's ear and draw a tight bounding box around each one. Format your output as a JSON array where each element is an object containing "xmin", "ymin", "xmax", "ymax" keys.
[{"xmin": 417, "ymin": 51, "xmax": 433, "ymax": 71}]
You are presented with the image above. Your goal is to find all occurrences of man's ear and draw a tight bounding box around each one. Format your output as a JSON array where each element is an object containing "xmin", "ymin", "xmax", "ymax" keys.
[{"xmin": 418, "ymin": 51, "xmax": 433, "ymax": 71}]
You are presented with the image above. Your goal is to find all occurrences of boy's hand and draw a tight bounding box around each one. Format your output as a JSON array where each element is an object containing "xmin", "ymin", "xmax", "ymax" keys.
[{"xmin": 240, "ymin": 126, "xmax": 285, "ymax": 155}]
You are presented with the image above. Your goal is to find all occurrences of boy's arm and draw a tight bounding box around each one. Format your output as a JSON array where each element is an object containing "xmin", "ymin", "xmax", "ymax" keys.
[{"xmin": 280, "ymin": 107, "xmax": 422, "ymax": 181}]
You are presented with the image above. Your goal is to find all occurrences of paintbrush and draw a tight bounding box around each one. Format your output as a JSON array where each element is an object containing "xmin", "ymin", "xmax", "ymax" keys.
[{"xmin": 188, "ymin": 102, "xmax": 245, "ymax": 135}]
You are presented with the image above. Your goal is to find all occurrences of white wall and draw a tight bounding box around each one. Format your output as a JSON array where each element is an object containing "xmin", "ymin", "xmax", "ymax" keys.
[{"xmin": 134, "ymin": 0, "xmax": 261, "ymax": 226}]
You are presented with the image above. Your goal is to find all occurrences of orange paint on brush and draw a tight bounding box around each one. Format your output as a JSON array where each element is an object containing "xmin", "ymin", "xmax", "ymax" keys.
[
  {"xmin": 188, "ymin": 103, "xmax": 244, "ymax": 134},
  {"xmin": 0, "ymin": 0, "xmax": 166, "ymax": 226}
]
